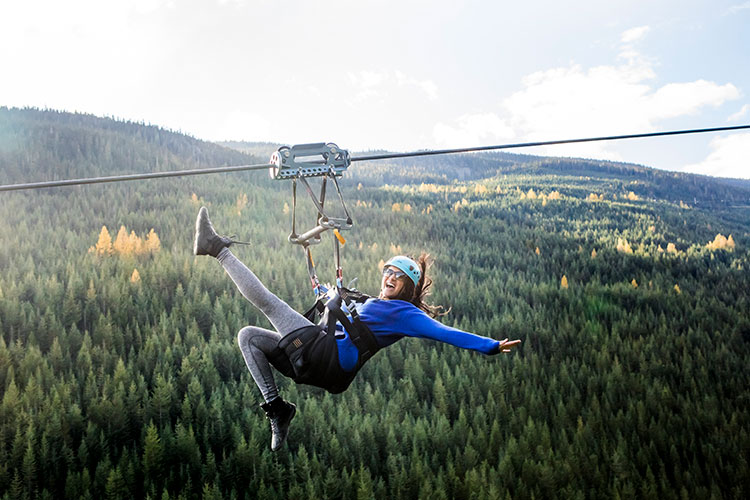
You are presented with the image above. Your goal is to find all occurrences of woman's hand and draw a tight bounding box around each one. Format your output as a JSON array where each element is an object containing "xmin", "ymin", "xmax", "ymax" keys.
[{"xmin": 497, "ymin": 338, "xmax": 522, "ymax": 354}]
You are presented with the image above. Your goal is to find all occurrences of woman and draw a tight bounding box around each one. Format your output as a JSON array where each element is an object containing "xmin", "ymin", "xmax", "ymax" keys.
[{"xmin": 193, "ymin": 207, "xmax": 521, "ymax": 451}]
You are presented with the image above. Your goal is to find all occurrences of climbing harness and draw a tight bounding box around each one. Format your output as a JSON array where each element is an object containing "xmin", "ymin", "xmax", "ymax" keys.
[
  {"xmin": 266, "ymin": 143, "xmax": 381, "ymax": 392},
  {"xmin": 267, "ymin": 287, "xmax": 381, "ymax": 394}
]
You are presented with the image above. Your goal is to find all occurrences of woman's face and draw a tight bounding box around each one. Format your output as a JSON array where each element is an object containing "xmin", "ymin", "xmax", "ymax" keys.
[{"xmin": 380, "ymin": 265, "xmax": 408, "ymax": 300}]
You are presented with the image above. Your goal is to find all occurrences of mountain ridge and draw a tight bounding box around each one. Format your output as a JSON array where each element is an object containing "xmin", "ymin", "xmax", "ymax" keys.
[{"xmin": 4, "ymin": 107, "xmax": 749, "ymax": 210}]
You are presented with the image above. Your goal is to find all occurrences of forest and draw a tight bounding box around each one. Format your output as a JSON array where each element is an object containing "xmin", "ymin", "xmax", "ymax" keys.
[{"xmin": 1, "ymin": 107, "xmax": 749, "ymax": 499}]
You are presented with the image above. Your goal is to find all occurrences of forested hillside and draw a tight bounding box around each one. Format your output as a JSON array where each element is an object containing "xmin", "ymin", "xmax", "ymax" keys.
[{"xmin": 1, "ymin": 107, "xmax": 749, "ymax": 499}]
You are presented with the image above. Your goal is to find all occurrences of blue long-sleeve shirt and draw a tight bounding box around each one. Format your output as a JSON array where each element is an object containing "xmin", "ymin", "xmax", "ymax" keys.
[{"xmin": 335, "ymin": 298, "xmax": 500, "ymax": 372}]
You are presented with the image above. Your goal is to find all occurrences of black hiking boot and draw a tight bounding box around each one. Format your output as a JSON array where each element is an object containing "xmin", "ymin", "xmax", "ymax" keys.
[
  {"xmin": 260, "ymin": 397, "xmax": 296, "ymax": 452},
  {"xmin": 193, "ymin": 206, "xmax": 249, "ymax": 257}
]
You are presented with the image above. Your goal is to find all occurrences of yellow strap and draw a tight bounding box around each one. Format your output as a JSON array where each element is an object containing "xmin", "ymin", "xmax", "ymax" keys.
[
  {"xmin": 334, "ymin": 229, "xmax": 346, "ymax": 245},
  {"xmin": 306, "ymin": 248, "xmax": 315, "ymax": 267}
]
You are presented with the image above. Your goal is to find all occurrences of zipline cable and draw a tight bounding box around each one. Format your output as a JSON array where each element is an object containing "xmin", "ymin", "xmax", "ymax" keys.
[
  {"xmin": 351, "ymin": 125, "xmax": 750, "ymax": 162},
  {"xmin": 0, "ymin": 163, "xmax": 273, "ymax": 192},
  {"xmin": 1, "ymin": 124, "xmax": 748, "ymax": 192}
]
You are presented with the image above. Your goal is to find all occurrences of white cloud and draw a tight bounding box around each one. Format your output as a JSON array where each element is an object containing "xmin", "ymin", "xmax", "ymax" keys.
[
  {"xmin": 433, "ymin": 113, "xmax": 514, "ymax": 147},
  {"xmin": 346, "ymin": 70, "xmax": 438, "ymax": 104},
  {"xmin": 133, "ymin": 0, "xmax": 174, "ymax": 14},
  {"xmin": 648, "ymin": 80, "xmax": 740, "ymax": 118},
  {"xmin": 201, "ymin": 110, "xmax": 272, "ymax": 142},
  {"xmin": 681, "ymin": 133, "xmax": 750, "ymax": 179},
  {"xmin": 621, "ymin": 26, "xmax": 650, "ymax": 44},
  {"xmin": 494, "ymin": 28, "xmax": 740, "ymax": 159},
  {"xmin": 726, "ymin": 2, "xmax": 750, "ymax": 15},
  {"xmin": 728, "ymin": 104, "xmax": 750, "ymax": 122},
  {"xmin": 395, "ymin": 71, "xmax": 439, "ymax": 101}
]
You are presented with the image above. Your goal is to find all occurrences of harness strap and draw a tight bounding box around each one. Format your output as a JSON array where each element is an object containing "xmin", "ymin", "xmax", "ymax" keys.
[{"xmin": 324, "ymin": 292, "xmax": 380, "ymax": 365}]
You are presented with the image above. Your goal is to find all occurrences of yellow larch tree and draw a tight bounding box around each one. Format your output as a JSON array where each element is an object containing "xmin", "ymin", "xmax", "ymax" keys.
[
  {"xmin": 113, "ymin": 226, "xmax": 133, "ymax": 256},
  {"xmin": 706, "ymin": 233, "xmax": 735, "ymax": 251},
  {"xmin": 144, "ymin": 229, "xmax": 161, "ymax": 254},
  {"xmin": 190, "ymin": 193, "xmax": 205, "ymax": 207},
  {"xmin": 235, "ymin": 193, "xmax": 248, "ymax": 216},
  {"xmin": 561, "ymin": 275, "xmax": 569, "ymax": 289},
  {"xmin": 129, "ymin": 230, "xmax": 142, "ymax": 256},
  {"xmin": 95, "ymin": 225, "xmax": 160, "ymax": 258},
  {"xmin": 452, "ymin": 199, "xmax": 469, "ymax": 212},
  {"xmin": 616, "ymin": 238, "xmax": 633, "ymax": 254},
  {"xmin": 91, "ymin": 226, "xmax": 114, "ymax": 256}
]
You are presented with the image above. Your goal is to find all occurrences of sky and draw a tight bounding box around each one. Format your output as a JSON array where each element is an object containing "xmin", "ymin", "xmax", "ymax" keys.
[{"xmin": 1, "ymin": 0, "xmax": 749, "ymax": 179}]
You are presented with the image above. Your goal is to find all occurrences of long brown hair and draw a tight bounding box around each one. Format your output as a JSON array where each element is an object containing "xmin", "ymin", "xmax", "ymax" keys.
[{"xmin": 396, "ymin": 252, "xmax": 447, "ymax": 318}]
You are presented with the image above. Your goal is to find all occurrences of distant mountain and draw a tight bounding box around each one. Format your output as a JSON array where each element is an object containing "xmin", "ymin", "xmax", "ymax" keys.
[
  {"xmin": 342, "ymin": 152, "xmax": 750, "ymax": 209},
  {"xmin": 217, "ymin": 140, "xmax": 281, "ymax": 160},
  {"xmin": 4, "ymin": 107, "xmax": 748, "ymax": 211},
  {"xmin": 0, "ymin": 107, "xmax": 260, "ymax": 185},
  {"xmin": 216, "ymin": 136, "xmax": 750, "ymax": 210}
]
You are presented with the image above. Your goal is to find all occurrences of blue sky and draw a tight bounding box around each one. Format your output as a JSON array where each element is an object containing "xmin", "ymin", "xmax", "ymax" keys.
[{"xmin": 2, "ymin": 0, "xmax": 749, "ymax": 178}]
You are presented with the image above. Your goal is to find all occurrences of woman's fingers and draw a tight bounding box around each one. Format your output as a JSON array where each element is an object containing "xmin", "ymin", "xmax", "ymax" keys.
[{"xmin": 498, "ymin": 339, "xmax": 522, "ymax": 353}]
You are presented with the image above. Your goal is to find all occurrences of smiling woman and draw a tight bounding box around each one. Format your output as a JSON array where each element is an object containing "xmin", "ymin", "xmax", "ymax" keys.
[
  {"xmin": 379, "ymin": 254, "xmax": 446, "ymax": 318},
  {"xmin": 193, "ymin": 206, "xmax": 521, "ymax": 452}
]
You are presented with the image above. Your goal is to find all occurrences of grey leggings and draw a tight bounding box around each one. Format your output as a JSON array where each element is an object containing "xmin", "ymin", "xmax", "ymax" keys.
[{"xmin": 218, "ymin": 248, "xmax": 313, "ymax": 402}]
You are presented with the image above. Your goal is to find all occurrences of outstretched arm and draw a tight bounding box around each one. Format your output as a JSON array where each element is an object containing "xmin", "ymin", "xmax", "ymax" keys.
[{"xmin": 386, "ymin": 301, "xmax": 522, "ymax": 355}]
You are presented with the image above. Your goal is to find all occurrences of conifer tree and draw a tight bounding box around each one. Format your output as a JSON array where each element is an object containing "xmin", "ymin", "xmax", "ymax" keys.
[{"xmin": 91, "ymin": 226, "xmax": 114, "ymax": 255}]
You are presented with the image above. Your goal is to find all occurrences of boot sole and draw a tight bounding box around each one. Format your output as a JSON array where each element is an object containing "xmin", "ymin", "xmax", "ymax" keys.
[{"xmin": 194, "ymin": 207, "xmax": 215, "ymax": 255}]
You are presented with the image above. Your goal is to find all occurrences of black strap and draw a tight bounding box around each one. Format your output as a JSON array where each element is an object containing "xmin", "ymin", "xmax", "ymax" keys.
[
  {"xmin": 303, "ymin": 298, "xmax": 326, "ymax": 323},
  {"xmin": 323, "ymin": 292, "xmax": 380, "ymax": 365}
]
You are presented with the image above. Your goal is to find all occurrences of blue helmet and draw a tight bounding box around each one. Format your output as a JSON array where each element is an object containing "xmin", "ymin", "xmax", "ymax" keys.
[{"xmin": 384, "ymin": 255, "xmax": 421, "ymax": 287}]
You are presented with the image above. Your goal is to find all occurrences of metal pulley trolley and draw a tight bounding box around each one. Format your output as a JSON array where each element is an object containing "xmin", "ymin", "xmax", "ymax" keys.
[{"xmin": 269, "ymin": 143, "xmax": 354, "ymax": 299}]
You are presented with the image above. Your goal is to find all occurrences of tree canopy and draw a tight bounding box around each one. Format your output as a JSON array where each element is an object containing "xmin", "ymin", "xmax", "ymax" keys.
[{"xmin": 1, "ymin": 107, "xmax": 749, "ymax": 499}]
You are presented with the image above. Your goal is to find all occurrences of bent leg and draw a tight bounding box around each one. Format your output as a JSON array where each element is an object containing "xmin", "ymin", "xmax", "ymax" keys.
[
  {"xmin": 237, "ymin": 326, "xmax": 283, "ymax": 403},
  {"xmin": 218, "ymin": 248, "xmax": 312, "ymax": 335}
]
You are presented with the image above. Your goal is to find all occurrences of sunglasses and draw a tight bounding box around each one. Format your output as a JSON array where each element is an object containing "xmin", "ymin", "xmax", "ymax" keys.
[{"xmin": 382, "ymin": 268, "xmax": 407, "ymax": 279}]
